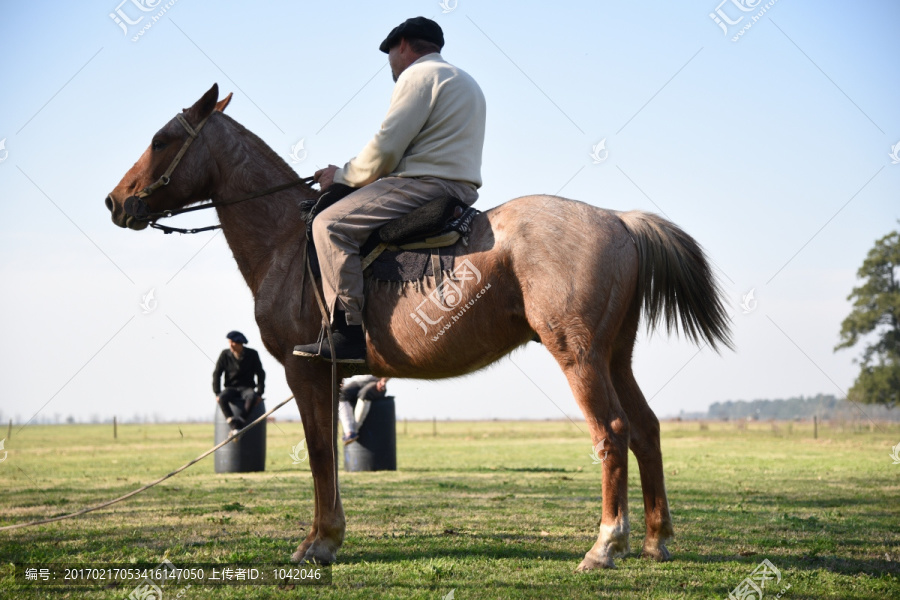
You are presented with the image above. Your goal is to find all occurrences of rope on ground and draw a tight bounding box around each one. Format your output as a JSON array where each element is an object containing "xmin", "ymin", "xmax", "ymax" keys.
[{"xmin": 0, "ymin": 394, "xmax": 296, "ymax": 532}]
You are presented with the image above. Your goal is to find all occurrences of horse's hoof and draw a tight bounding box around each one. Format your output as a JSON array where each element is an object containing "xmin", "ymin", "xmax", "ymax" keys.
[
  {"xmin": 293, "ymin": 541, "xmax": 337, "ymax": 566},
  {"xmin": 641, "ymin": 543, "xmax": 672, "ymax": 562},
  {"xmin": 289, "ymin": 548, "xmax": 306, "ymax": 563},
  {"xmin": 575, "ymin": 554, "xmax": 616, "ymax": 572},
  {"xmin": 290, "ymin": 539, "xmax": 314, "ymax": 563}
]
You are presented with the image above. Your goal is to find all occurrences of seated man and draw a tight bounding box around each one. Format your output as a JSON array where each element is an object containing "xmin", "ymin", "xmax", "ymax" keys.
[
  {"xmin": 338, "ymin": 375, "xmax": 390, "ymax": 445},
  {"xmin": 293, "ymin": 16, "xmax": 486, "ymax": 364},
  {"xmin": 213, "ymin": 331, "xmax": 265, "ymax": 435}
]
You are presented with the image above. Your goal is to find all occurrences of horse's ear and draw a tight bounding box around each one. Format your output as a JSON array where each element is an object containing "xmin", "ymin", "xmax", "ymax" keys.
[
  {"xmin": 183, "ymin": 83, "xmax": 219, "ymax": 124},
  {"xmin": 215, "ymin": 92, "xmax": 233, "ymax": 113}
]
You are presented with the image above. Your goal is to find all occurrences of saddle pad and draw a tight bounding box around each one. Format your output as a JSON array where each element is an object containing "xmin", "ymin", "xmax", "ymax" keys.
[
  {"xmin": 305, "ymin": 240, "xmax": 458, "ymax": 283},
  {"xmin": 367, "ymin": 245, "xmax": 456, "ymax": 282}
]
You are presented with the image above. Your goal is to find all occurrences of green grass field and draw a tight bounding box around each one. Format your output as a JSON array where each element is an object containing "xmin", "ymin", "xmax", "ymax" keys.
[{"xmin": 1, "ymin": 419, "xmax": 898, "ymax": 599}]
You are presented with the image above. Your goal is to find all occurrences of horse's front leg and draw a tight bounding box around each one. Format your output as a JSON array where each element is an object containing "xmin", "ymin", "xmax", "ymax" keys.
[{"xmin": 286, "ymin": 361, "xmax": 344, "ymax": 564}]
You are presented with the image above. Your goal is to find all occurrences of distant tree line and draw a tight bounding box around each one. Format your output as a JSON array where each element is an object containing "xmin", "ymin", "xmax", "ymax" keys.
[
  {"xmin": 1, "ymin": 413, "xmax": 210, "ymax": 425},
  {"xmin": 706, "ymin": 393, "xmax": 897, "ymax": 421}
]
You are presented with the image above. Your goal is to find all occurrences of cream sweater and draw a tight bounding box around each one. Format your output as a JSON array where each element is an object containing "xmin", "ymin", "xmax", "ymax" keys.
[{"xmin": 334, "ymin": 53, "xmax": 486, "ymax": 189}]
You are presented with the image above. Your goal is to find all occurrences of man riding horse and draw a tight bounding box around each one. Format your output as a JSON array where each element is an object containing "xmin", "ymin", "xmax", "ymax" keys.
[
  {"xmin": 105, "ymin": 15, "xmax": 731, "ymax": 568},
  {"xmin": 292, "ymin": 16, "xmax": 486, "ymax": 364}
]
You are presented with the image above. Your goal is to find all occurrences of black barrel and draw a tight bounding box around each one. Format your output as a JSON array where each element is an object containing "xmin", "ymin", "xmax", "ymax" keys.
[
  {"xmin": 214, "ymin": 399, "xmax": 267, "ymax": 473},
  {"xmin": 343, "ymin": 395, "xmax": 396, "ymax": 472}
]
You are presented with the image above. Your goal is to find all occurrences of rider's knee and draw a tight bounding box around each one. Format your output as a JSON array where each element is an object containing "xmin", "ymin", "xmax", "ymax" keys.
[{"xmin": 311, "ymin": 212, "xmax": 335, "ymax": 242}]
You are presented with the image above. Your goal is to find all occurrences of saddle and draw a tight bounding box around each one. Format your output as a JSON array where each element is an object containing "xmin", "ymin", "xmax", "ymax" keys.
[{"xmin": 300, "ymin": 184, "xmax": 480, "ymax": 282}]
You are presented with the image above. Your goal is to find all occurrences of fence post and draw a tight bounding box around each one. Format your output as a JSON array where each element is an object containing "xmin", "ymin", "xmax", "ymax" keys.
[
  {"xmin": 432, "ymin": 416, "xmax": 436, "ymax": 437},
  {"xmin": 813, "ymin": 415, "xmax": 817, "ymax": 440},
  {"xmin": 113, "ymin": 416, "xmax": 118, "ymax": 440}
]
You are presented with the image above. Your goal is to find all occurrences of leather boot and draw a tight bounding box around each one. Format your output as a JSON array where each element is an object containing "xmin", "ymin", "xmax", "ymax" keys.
[{"xmin": 293, "ymin": 310, "xmax": 367, "ymax": 364}]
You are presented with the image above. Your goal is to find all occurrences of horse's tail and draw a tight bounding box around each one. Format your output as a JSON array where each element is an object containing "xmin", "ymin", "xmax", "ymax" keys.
[{"xmin": 617, "ymin": 210, "xmax": 733, "ymax": 352}]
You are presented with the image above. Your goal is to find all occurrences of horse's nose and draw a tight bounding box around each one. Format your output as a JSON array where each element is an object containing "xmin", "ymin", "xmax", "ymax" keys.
[{"xmin": 105, "ymin": 196, "xmax": 114, "ymax": 212}]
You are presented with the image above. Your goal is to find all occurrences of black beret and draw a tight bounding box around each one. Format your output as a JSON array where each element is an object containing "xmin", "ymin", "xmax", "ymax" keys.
[
  {"xmin": 226, "ymin": 330, "xmax": 248, "ymax": 344},
  {"xmin": 379, "ymin": 17, "xmax": 444, "ymax": 53}
]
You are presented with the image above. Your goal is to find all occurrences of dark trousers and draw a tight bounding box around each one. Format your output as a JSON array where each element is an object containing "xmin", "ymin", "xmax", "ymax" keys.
[{"xmin": 217, "ymin": 387, "xmax": 258, "ymax": 422}]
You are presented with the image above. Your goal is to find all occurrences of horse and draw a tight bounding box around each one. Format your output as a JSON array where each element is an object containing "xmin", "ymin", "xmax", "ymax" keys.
[{"xmin": 105, "ymin": 83, "xmax": 731, "ymax": 571}]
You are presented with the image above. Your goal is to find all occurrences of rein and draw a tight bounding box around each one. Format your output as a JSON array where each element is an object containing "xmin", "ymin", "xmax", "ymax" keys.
[
  {"xmin": 123, "ymin": 111, "xmax": 316, "ymax": 234},
  {"xmin": 0, "ymin": 394, "xmax": 297, "ymax": 531}
]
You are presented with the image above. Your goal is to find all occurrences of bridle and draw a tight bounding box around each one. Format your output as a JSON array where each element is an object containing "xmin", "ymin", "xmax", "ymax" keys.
[{"xmin": 123, "ymin": 112, "xmax": 314, "ymax": 234}]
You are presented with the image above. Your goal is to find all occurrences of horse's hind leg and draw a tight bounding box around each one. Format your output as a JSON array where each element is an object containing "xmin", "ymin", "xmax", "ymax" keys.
[
  {"xmin": 611, "ymin": 335, "xmax": 674, "ymax": 560},
  {"xmin": 556, "ymin": 354, "xmax": 631, "ymax": 571}
]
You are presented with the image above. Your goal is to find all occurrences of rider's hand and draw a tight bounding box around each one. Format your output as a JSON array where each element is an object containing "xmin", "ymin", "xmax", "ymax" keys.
[{"xmin": 314, "ymin": 165, "xmax": 339, "ymax": 191}]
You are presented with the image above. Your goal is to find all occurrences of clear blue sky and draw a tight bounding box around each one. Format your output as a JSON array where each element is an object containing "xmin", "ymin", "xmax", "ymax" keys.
[{"xmin": 0, "ymin": 1, "xmax": 898, "ymax": 426}]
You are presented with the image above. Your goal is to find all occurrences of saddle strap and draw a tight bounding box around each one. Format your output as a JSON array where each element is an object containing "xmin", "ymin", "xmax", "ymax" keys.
[
  {"xmin": 360, "ymin": 242, "xmax": 388, "ymax": 271},
  {"xmin": 303, "ymin": 251, "xmax": 341, "ymax": 508},
  {"xmin": 431, "ymin": 249, "xmax": 444, "ymax": 304},
  {"xmin": 359, "ymin": 231, "xmax": 462, "ymax": 272}
]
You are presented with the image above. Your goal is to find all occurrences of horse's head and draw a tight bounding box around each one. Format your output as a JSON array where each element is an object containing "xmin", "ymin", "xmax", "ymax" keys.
[{"xmin": 105, "ymin": 83, "xmax": 232, "ymax": 230}]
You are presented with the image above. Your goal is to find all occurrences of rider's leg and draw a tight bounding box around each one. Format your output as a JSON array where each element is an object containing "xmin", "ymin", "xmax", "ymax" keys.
[{"xmin": 293, "ymin": 176, "xmax": 477, "ymax": 362}]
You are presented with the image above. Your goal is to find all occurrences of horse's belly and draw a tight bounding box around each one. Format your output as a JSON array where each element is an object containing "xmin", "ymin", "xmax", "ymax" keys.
[{"xmin": 363, "ymin": 271, "xmax": 530, "ymax": 378}]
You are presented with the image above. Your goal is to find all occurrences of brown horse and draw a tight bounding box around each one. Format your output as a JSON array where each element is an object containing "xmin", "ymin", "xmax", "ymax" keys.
[{"xmin": 105, "ymin": 84, "xmax": 731, "ymax": 571}]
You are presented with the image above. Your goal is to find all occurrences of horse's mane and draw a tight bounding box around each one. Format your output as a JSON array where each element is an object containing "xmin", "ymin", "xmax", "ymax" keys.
[{"xmin": 216, "ymin": 112, "xmax": 319, "ymax": 199}]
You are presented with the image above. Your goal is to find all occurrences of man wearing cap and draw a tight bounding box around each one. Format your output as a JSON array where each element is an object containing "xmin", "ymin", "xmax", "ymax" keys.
[
  {"xmin": 214, "ymin": 331, "xmax": 266, "ymax": 433},
  {"xmin": 293, "ymin": 16, "xmax": 486, "ymax": 364}
]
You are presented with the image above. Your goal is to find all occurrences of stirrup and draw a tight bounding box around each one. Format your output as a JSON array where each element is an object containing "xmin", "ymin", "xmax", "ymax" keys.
[
  {"xmin": 292, "ymin": 324, "xmax": 326, "ymax": 359},
  {"xmin": 293, "ymin": 322, "xmax": 367, "ymax": 364}
]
